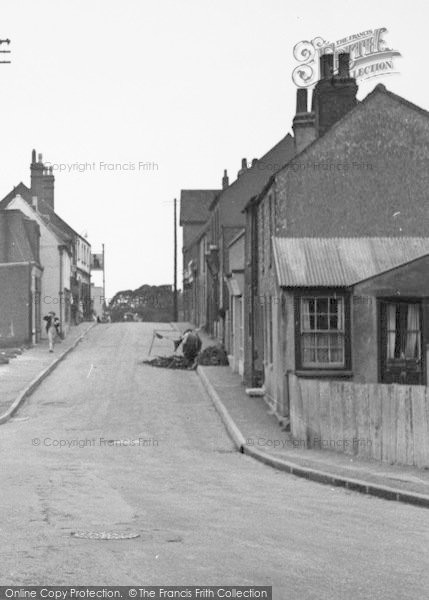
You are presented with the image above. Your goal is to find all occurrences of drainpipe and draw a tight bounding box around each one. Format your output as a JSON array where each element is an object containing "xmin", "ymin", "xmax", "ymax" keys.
[
  {"xmin": 28, "ymin": 263, "xmax": 33, "ymax": 345},
  {"xmin": 59, "ymin": 246, "xmax": 64, "ymax": 334},
  {"xmin": 250, "ymin": 202, "xmax": 258, "ymax": 386}
]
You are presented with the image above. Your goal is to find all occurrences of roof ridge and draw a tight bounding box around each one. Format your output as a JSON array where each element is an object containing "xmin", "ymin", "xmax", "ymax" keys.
[
  {"xmin": 213, "ymin": 133, "xmax": 296, "ymax": 211},
  {"xmin": 269, "ymin": 83, "xmax": 429, "ymax": 185}
]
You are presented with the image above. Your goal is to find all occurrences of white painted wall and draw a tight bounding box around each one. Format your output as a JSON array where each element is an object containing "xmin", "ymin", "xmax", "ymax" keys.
[
  {"xmin": 6, "ymin": 195, "xmax": 72, "ymax": 337},
  {"xmin": 76, "ymin": 236, "xmax": 91, "ymax": 276}
]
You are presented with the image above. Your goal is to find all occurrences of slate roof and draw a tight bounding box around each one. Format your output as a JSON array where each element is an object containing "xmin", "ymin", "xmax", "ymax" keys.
[
  {"xmin": 183, "ymin": 220, "xmax": 210, "ymax": 251},
  {"xmin": 0, "ymin": 182, "xmax": 82, "ymax": 246},
  {"xmin": 0, "ymin": 209, "xmax": 41, "ymax": 264},
  {"xmin": 179, "ymin": 190, "xmax": 220, "ymax": 225},
  {"xmin": 273, "ymin": 237, "xmax": 429, "ymax": 287},
  {"xmin": 212, "ymin": 133, "xmax": 296, "ymax": 215}
]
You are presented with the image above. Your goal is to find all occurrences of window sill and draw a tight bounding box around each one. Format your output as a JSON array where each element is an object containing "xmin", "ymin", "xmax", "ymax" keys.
[{"xmin": 295, "ymin": 370, "xmax": 353, "ymax": 379}]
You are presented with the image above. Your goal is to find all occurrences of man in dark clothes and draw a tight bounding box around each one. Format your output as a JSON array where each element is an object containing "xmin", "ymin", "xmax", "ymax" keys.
[
  {"xmin": 43, "ymin": 311, "xmax": 61, "ymax": 353},
  {"xmin": 180, "ymin": 329, "xmax": 202, "ymax": 367}
]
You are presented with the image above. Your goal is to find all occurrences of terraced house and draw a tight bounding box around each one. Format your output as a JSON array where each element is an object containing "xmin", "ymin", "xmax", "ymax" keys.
[
  {"xmin": 180, "ymin": 136, "xmax": 296, "ymax": 365},
  {"xmin": 180, "ymin": 188, "xmax": 221, "ymax": 328}
]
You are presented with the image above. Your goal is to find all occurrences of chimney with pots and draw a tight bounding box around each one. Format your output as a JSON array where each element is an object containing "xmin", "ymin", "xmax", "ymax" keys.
[
  {"xmin": 222, "ymin": 169, "xmax": 229, "ymax": 189},
  {"xmin": 43, "ymin": 165, "xmax": 55, "ymax": 209},
  {"xmin": 30, "ymin": 149, "xmax": 55, "ymax": 211},
  {"xmin": 312, "ymin": 52, "xmax": 358, "ymax": 138},
  {"xmin": 237, "ymin": 158, "xmax": 248, "ymax": 178},
  {"xmin": 292, "ymin": 88, "xmax": 316, "ymax": 154}
]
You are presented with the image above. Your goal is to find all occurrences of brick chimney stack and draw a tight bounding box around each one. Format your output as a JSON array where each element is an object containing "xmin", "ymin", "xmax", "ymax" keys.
[
  {"xmin": 292, "ymin": 88, "xmax": 316, "ymax": 154},
  {"xmin": 30, "ymin": 149, "xmax": 55, "ymax": 210},
  {"xmin": 43, "ymin": 165, "xmax": 55, "ymax": 210},
  {"xmin": 222, "ymin": 169, "xmax": 229, "ymax": 189},
  {"xmin": 312, "ymin": 52, "xmax": 358, "ymax": 138},
  {"xmin": 30, "ymin": 149, "xmax": 44, "ymax": 201}
]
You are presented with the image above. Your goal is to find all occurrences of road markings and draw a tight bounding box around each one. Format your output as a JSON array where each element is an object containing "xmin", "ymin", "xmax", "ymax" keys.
[{"xmin": 87, "ymin": 364, "xmax": 94, "ymax": 378}]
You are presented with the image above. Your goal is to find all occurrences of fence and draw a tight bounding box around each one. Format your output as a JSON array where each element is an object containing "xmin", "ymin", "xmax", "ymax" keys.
[{"xmin": 289, "ymin": 374, "xmax": 429, "ymax": 468}]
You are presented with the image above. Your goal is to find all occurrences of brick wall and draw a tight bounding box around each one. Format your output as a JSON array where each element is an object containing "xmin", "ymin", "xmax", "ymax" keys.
[
  {"xmin": 0, "ymin": 264, "xmax": 31, "ymax": 346},
  {"xmin": 275, "ymin": 88, "xmax": 429, "ymax": 237}
]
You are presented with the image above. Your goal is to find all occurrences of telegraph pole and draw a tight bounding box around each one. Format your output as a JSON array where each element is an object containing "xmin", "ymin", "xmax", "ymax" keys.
[
  {"xmin": 173, "ymin": 198, "xmax": 178, "ymax": 321},
  {"xmin": 102, "ymin": 243, "xmax": 106, "ymax": 312}
]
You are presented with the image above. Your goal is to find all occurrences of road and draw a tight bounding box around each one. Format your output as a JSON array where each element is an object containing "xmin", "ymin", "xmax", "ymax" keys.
[{"xmin": 0, "ymin": 323, "xmax": 428, "ymax": 598}]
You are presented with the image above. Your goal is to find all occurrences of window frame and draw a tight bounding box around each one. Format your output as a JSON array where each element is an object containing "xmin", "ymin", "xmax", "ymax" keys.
[
  {"xmin": 294, "ymin": 289, "xmax": 351, "ymax": 372},
  {"xmin": 378, "ymin": 297, "xmax": 424, "ymax": 384}
]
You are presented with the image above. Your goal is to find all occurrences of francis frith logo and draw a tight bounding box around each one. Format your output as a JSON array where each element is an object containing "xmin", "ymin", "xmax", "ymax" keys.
[{"xmin": 292, "ymin": 28, "xmax": 401, "ymax": 87}]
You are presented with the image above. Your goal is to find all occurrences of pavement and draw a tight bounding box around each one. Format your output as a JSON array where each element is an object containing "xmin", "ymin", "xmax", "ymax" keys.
[
  {"xmin": 0, "ymin": 321, "xmax": 95, "ymax": 423},
  {"xmin": 1, "ymin": 321, "xmax": 428, "ymax": 596},
  {"xmin": 173, "ymin": 322, "xmax": 429, "ymax": 506}
]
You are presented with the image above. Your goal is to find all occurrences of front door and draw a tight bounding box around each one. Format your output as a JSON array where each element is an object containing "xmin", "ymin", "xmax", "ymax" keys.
[{"xmin": 379, "ymin": 300, "xmax": 424, "ymax": 385}]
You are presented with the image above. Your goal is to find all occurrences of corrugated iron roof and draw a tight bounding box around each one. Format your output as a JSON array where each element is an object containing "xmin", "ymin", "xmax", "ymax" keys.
[{"xmin": 273, "ymin": 237, "xmax": 429, "ymax": 287}]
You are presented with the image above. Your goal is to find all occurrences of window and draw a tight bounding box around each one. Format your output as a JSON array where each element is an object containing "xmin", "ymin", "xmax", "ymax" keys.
[
  {"xmin": 298, "ymin": 295, "xmax": 347, "ymax": 369},
  {"xmin": 380, "ymin": 300, "xmax": 423, "ymax": 385},
  {"xmin": 385, "ymin": 302, "xmax": 421, "ymax": 361}
]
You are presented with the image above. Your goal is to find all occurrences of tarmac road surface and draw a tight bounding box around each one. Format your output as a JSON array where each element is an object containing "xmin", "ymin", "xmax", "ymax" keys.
[{"xmin": 0, "ymin": 323, "xmax": 428, "ymax": 599}]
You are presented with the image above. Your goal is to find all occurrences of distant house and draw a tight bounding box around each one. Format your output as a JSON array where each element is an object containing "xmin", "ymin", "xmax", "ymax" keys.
[
  {"xmin": 180, "ymin": 134, "xmax": 297, "ymax": 342},
  {"xmin": 0, "ymin": 150, "xmax": 91, "ymax": 335},
  {"xmin": 206, "ymin": 137, "xmax": 296, "ymax": 345},
  {"xmin": 0, "ymin": 209, "xmax": 42, "ymax": 346},
  {"xmin": 180, "ymin": 189, "xmax": 220, "ymax": 326},
  {"xmin": 91, "ymin": 284, "xmax": 104, "ymax": 319}
]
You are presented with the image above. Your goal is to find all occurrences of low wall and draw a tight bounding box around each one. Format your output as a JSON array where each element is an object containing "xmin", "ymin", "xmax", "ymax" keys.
[{"xmin": 289, "ymin": 374, "xmax": 429, "ymax": 468}]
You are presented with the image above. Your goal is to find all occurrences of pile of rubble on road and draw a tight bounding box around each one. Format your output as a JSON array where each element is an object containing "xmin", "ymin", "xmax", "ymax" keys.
[
  {"xmin": 142, "ymin": 345, "xmax": 229, "ymax": 370},
  {"xmin": 197, "ymin": 345, "xmax": 229, "ymax": 366},
  {"xmin": 142, "ymin": 355, "xmax": 192, "ymax": 369}
]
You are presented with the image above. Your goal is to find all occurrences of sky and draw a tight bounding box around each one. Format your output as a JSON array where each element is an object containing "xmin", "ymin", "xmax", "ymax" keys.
[{"xmin": 0, "ymin": 0, "xmax": 425, "ymax": 298}]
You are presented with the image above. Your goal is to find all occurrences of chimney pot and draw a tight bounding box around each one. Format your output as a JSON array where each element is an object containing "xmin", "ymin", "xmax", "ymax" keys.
[
  {"xmin": 251, "ymin": 158, "xmax": 258, "ymax": 167},
  {"xmin": 32, "ymin": 149, "xmax": 36, "ymax": 163},
  {"xmin": 222, "ymin": 169, "xmax": 229, "ymax": 189},
  {"xmin": 338, "ymin": 53, "xmax": 350, "ymax": 78},
  {"xmin": 320, "ymin": 53, "xmax": 334, "ymax": 79},
  {"xmin": 237, "ymin": 158, "xmax": 248, "ymax": 178},
  {"xmin": 38, "ymin": 153, "xmax": 43, "ymax": 163}
]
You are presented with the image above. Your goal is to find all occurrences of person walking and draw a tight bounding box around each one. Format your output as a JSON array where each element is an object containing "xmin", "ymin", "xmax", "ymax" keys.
[{"xmin": 43, "ymin": 311, "xmax": 60, "ymax": 353}]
